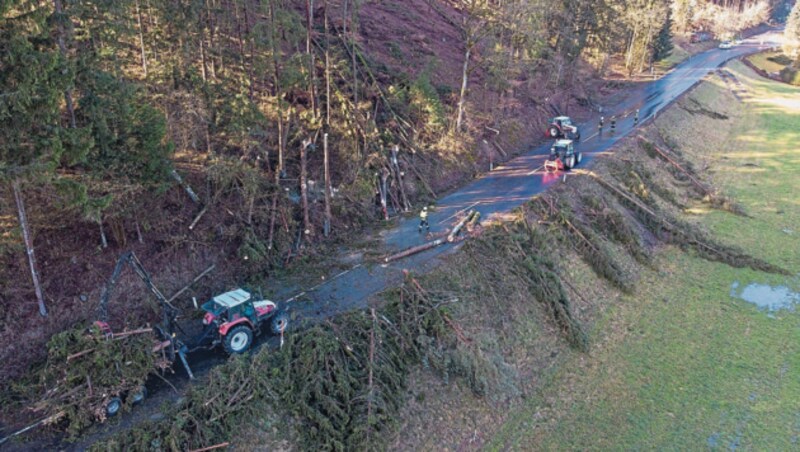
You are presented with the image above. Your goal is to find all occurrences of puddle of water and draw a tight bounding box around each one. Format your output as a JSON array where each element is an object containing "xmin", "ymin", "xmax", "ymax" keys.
[{"xmin": 730, "ymin": 281, "xmax": 800, "ymax": 314}]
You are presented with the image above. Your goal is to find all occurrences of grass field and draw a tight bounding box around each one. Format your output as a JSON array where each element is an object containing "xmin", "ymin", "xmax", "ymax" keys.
[
  {"xmin": 488, "ymin": 60, "xmax": 800, "ymax": 450},
  {"xmin": 747, "ymin": 51, "xmax": 792, "ymax": 75}
]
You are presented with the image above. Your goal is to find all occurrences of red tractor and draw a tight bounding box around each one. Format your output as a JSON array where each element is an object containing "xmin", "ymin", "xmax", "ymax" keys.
[
  {"xmin": 544, "ymin": 139, "xmax": 583, "ymax": 172},
  {"xmin": 200, "ymin": 288, "xmax": 289, "ymax": 354},
  {"xmin": 546, "ymin": 116, "xmax": 581, "ymax": 141}
]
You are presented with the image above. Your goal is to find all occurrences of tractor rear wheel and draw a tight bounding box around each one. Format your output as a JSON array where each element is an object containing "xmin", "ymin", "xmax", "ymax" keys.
[
  {"xmin": 574, "ymin": 131, "xmax": 581, "ymax": 141},
  {"xmin": 549, "ymin": 126, "xmax": 560, "ymax": 138},
  {"xmin": 576, "ymin": 152, "xmax": 583, "ymax": 164},
  {"xmin": 271, "ymin": 311, "xmax": 289, "ymax": 335},
  {"xmin": 565, "ymin": 155, "xmax": 576, "ymax": 169},
  {"xmin": 224, "ymin": 325, "xmax": 253, "ymax": 354}
]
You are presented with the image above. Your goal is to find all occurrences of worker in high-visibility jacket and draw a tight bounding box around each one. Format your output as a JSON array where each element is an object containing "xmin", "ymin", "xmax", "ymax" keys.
[{"xmin": 418, "ymin": 206, "xmax": 430, "ymax": 233}]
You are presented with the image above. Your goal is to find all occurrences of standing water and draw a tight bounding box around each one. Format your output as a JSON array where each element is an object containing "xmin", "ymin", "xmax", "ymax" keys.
[{"xmin": 729, "ymin": 281, "xmax": 800, "ymax": 314}]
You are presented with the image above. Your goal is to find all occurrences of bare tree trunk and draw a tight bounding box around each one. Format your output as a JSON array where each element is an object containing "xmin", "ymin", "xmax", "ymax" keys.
[
  {"xmin": 146, "ymin": 0, "xmax": 158, "ymax": 62},
  {"xmin": 324, "ymin": 0, "xmax": 331, "ymax": 126},
  {"xmin": 269, "ymin": 0, "xmax": 285, "ymax": 174},
  {"xmin": 98, "ymin": 220, "xmax": 108, "ymax": 249},
  {"xmin": 135, "ymin": 0, "xmax": 148, "ymax": 77},
  {"xmin": 206, "ymin": 0, "xmax": 217, "ymax": 79},
  {"xmin": 455, "ymin": 45, "xmax": 471, "ymax": 132},
  {"xmin": 12, "ymin": 181, "xmax": 47, "ymax": 317},
  {"xmin": 344, "ymin": 0, "xmax": 358, "ymax": 106},
  {"xmin": 323, "ymin": 133, "xmax": 332, "ymax": 237},
  {"xmin": 53, "ymin": 0, "xmax": 76, "ymax": 128},
  {"xmin": 391, "ymin": 145, "xmax": 410, "ymax": 211},
  {"xmin": 306, "ymin": 0, "xmax": 318, "ymax": 118},
  {"xmin": 199, "ymin": 8, "xmax": 208, "ymax": 82},
  {"xmin": 300, "ymin": 138, "xmax": 312, "ymax": 239}
]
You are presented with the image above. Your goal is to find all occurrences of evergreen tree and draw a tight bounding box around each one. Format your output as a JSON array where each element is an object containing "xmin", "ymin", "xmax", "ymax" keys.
[
  {"xmin": 0, "ymin": 3, "xmax": 88, "ymax": 180},
  {"xmin": 652, "ymin": 8, "xmax": 674, "ymax": 62}
]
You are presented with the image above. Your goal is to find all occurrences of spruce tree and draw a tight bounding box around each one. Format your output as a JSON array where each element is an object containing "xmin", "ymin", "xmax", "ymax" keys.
[
  {"xmin": 0, "ymin": 3, "xmax": 87, "ymax": 180},
  {"xmin": 652, "ymin": 9, "xmax": 674, "ymax": 62}
]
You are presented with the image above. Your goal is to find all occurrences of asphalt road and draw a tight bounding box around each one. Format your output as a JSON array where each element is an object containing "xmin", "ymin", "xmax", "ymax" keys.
[
  {"xmin": 284, "ymin": 29, "xmax": 785, "ymax": 322},
  {"xmin": 4, "ymin": 28, "xmax": 783, "ymax": 451}
]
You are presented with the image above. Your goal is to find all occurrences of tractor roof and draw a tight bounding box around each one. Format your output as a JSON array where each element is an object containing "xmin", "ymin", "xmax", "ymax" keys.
[
  {"xmin": 213, "ymin": 289, "xmax": 252, "ymax": 307},
  {"xmin": 553, "ymin": 139, "xmax": 573, "ymax": 146},
  {"xmin": 554, "ymin": 116, "xmax": 571, "ymax": 121}
]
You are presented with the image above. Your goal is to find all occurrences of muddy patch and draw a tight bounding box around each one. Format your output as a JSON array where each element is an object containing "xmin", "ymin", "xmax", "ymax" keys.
[{"xmin": 730, "ymin": 281, "xmax": 800, "ymax": 314}]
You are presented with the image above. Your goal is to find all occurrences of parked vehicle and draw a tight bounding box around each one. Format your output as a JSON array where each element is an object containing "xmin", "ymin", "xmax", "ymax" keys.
[
  {"xmin": 719, "ymin": 41, "xmax": 734, "ymax": 49},
  {"xmin": 546, "ymin": 116, "xmax": 581, "ymax": 141}
]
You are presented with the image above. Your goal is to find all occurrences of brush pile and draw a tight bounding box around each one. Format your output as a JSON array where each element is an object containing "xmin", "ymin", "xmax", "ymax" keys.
[{"xmin": 12, "ymin": 324, "xmax": 166, "ymax": 437}]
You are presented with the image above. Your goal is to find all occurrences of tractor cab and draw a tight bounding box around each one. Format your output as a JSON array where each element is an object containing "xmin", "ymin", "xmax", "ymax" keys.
[
  {"xmin": 202, "ymin": 288, "xmax": 276, "ymax": 325},
  {"xmin": 544, "ymin": 139, "xmax": 583, "ymax": 172},
  {"xmin": 200, "ymin": 288, "xmax": 286, "ymax": 354},
  {"xmin": 553, "ymin": 116, "xmax": 572, "ymax": 128},
  {"xmin": 547, "ymin": 116, "xmax": 581, "ymax": 140}
]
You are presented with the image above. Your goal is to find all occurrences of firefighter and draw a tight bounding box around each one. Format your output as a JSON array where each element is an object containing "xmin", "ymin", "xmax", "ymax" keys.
[
  {"xmin": 418, "ymin": 206, "xmax": 430, "ymax": 233},
  {"xmin": 634, "ymin": 109, "xmax": 640, "ymax": 125},
  {"xmin": 610, "ymin": 116, "xmax": 616, "ymax": 134}
]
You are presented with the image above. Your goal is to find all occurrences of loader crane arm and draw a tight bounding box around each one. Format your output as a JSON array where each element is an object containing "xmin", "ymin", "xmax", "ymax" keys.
[{"xmin": 97, "ymin": 251, "xmax": 178, "ymax": 323}]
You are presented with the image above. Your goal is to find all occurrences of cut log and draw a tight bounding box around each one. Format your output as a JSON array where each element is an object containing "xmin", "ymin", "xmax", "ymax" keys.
[
  {"xmin": 188, "ymin": 442, "xmax": 230, "ymax": 452},
  {"xmin": 170, "ymin": 169, "xmax": 201, "ymax": 204},
  {"xmin": 447, "ymin": 210, "xmax": 476, "ymax": 242},
  {"xmin": 384, "ymin": 238, "xmax": 446, "ymax": 263}
]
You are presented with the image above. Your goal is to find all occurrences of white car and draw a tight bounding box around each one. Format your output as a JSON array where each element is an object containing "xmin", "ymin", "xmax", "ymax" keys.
[{"xmin": 719, "ymin": 41, "xmax": 734, "ymax": 49}]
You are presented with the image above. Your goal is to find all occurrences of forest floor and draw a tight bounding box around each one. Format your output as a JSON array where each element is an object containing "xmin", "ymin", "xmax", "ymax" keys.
[{"xmin": 484, "ymin": 60, "xmax": 800, "ymax": 451}]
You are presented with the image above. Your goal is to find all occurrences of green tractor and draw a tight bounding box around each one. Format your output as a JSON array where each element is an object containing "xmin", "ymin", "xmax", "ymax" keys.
[{"xmin": 200, "ymin": 289, "xmax": 289, "ymax": 354}]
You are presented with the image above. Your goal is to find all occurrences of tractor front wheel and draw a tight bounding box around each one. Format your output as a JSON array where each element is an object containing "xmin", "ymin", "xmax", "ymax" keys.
[
  {"xmin": 576, "ymin": 152, "xmax": 583, "ymax": 164},
  {"xmin": 131, "ymin": 386, "xmax": 148, "ymax": 405},
  {"xmin": 271, "ymin": 311, "xmax": 289, "ymax": 335},
  {"xmin": 224, "ymin": 325, "xmax": 254, "ymax": 354}
]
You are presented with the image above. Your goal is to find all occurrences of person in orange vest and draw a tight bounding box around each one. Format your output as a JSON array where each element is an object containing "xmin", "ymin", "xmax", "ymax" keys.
[{"xmin": 418, "ymin": 206, "xmax": 430, "ymax": 233}]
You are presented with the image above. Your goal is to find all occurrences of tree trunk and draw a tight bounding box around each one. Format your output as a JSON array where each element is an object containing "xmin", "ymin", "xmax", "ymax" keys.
[
  {"xmin": 135, "ymin": 0, "xmax": 148, "ymax": 77},
  {"xmin": 12, "ymin": 181, "xmax": 47, "ymax": 317},
  {"xmin": 199, "ymin": 8, "xmax": 208, "ymax": 82},
  {"xmin": 455, "ymin": 45, "xmax": 471, "ymax": 132},
  {"xmin": 306, "ymin": 0, "xmax": 318, "ymax": 118},
  {"xmin": 324, "ymin": 0, "xmax": 331, "ymax": 126},
  {"xmin": 206, "ymin": 0, "xmax": 217, "ymax": 79},
  {"xmin": 323, "ymin": 133, "xmax": 332, "ymax": 237},
  {"xmin": 300, "ymin": 138, "xmax": 312, "ymax": 239},
  {"xmin": 53, "ymin": 0, "xmax": 76, "ymax": 128}
]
